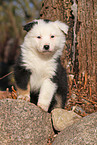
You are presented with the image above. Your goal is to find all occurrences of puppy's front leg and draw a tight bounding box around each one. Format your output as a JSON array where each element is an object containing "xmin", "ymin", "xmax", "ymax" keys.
[
  {"xmin": 37, "ymin": 79, "xmax": 57, "ymax": 111},
  {"xmin": 14, "ymin": 61, "xmax": 31, "ymax": 102},
  {"xmin": 16, "ymin": 82, "xmax": 30, "ymax": 102}
]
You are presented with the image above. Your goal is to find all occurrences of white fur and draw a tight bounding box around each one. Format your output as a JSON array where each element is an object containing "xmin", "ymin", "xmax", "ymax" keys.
[
  {"xmin": 38, "ymin": 79, "xmax": 57, "ymax": 111},
  {"xmin": 21, "ymin": 19, "xmax": 68, "ymax": 111}
]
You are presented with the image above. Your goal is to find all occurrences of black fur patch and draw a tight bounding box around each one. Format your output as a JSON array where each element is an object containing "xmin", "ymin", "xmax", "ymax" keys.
[
  {"xmin": 23, "ymin": 21, "xmax": 38, "ymax": 32},
  {"xmin": 51, "ymin": 58, "xmax": 68, "ymax": 108},
  {"xmin": 44, "ymin": 19, "xmax": 51, "ymax": 23},
  {"xmin": 14, "ymin": 55, "xmax": 31, "ymax": 90}
]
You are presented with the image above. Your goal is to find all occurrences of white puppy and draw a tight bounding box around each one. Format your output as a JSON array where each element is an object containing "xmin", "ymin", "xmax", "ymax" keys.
[{"xmin": 14, "ymin": 19, "xmax": 68, "ymax": 112}]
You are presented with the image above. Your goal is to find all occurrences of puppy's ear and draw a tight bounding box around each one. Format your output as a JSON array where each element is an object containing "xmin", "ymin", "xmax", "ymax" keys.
[
  {"xmin": 23, "ymin": 20, "xmax": 38, "ymax": 32},
  {"xmin": 54, "ymin": 20, "xmax": 69, "ymax": 34}
]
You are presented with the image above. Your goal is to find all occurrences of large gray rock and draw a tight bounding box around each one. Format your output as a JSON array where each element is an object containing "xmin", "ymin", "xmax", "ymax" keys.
[
  {"xmin": 52, "ymin": 112, "xmax": 97, "ymax": 145},
  {"xmin": 0, "ymin": 99, "xmax": 54, "ymax": 145}
]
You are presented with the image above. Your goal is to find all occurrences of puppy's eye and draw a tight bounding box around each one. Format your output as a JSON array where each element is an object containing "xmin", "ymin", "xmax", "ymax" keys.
[
  {"xmin": 51, "ymin": 35, "xmax": 55, "ymax": 38},
  {"xmin": 37, "ymin": 36, "xmax": 41, "ymax": 39}
]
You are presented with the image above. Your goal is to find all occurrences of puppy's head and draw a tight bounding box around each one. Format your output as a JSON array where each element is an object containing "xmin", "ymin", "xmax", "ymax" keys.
[{"xmin": 23, "ymin": 19, "xmax": 68, "ymax": 55}]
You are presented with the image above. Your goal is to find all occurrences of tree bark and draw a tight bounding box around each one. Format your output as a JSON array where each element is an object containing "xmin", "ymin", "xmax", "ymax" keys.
[{"xmin": 77, "ymin": 0, "xmax": 97, "ymax": 95}]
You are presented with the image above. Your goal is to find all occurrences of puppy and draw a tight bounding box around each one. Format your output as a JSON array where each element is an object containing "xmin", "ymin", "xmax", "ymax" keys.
[{"xmin": 14, "ymin": 19, "xmax": 68, "ymax": 112}]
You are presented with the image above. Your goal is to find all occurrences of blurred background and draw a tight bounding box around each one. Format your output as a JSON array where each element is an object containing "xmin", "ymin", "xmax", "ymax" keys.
[{"xmin": 0, "ymin": 0, "xmax": 42, "ymax": 90}]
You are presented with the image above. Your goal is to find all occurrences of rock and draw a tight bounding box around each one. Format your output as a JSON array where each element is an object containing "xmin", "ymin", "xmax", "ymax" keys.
[
  {"xmin": 0, "ymin": 99, "xmax": 54, "ymax": 144},
  {"xmin": 51, "ymin": 108, "xmax": 81, "ymax": 131},
  {"xmin": 52, "ymin": 112, "xmax": 97, "ymax": 145}
]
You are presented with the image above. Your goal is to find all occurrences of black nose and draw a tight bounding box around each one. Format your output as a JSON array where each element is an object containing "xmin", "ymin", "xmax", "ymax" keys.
[{"xmin": 44, "ymin": 45, "xmax": 49, "ymax": 50}]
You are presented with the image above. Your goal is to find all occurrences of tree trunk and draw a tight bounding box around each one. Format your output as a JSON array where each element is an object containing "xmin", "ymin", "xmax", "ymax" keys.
[{"xmin": 77, "ymin": 0, "xmax": 97, "ymax": 95}]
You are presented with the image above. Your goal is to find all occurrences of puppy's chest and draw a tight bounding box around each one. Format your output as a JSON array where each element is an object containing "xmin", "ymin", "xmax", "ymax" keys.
[{"xmin": 28, "ymin": 59, "xmax": 57, "ymax": 92}]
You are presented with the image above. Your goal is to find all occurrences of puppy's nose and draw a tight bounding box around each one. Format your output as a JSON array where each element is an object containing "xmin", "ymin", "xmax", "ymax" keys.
[{"xmin": 44, "ymin": 45, "xmax": 49, "ymax": 50}]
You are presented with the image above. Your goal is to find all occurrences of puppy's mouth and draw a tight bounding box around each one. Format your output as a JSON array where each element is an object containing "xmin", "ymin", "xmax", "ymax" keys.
[
  {"xmin": 36, "ymin": 49, "xmax": 56, "ymax": 60},
  {"xmin": 41, "ymin": 50, "xmax": 54, "ymax": 55},
  {"xmin": 43, "ymin": 50, "xmax": 52, "ymax": 53},
  {"xmin": 36, "ymin": 47, "xmax": 56, "ymax": 57}
]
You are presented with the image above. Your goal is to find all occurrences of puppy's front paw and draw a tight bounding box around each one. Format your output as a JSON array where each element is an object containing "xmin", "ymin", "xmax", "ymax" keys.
[
  {"xmin": 17, "ymin": 94, "xmax": 30, "ymax": 102},
  {"xmin": 37, "ymin": 102, "xmax": 48, "ymax": 112}
]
